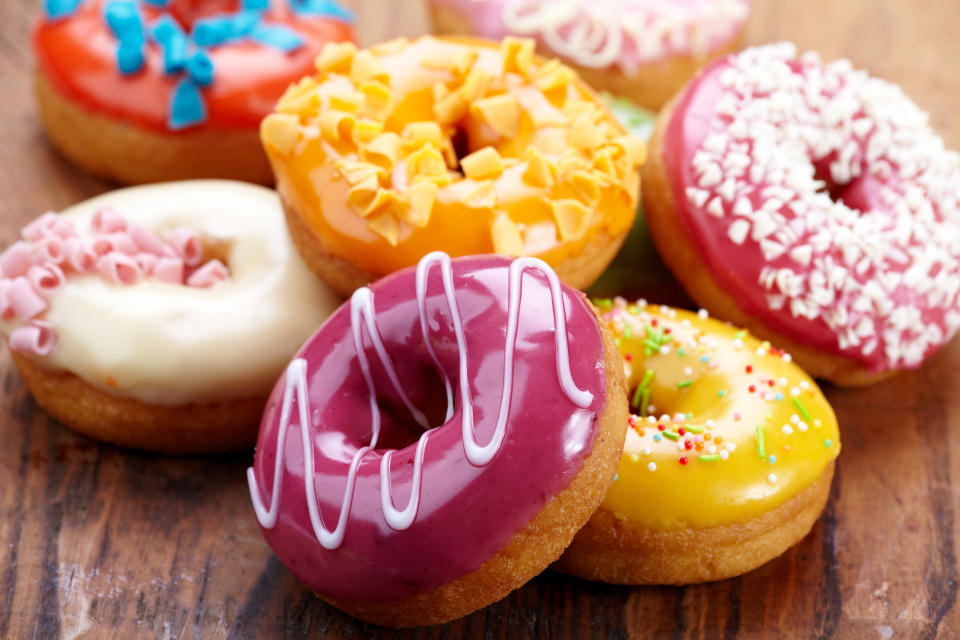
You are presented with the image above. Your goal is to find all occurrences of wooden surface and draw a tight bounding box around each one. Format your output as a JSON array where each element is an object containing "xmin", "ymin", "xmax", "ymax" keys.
[{"xmin": 2, "ymin": 0, "xmax": 960, "ymax": 638}]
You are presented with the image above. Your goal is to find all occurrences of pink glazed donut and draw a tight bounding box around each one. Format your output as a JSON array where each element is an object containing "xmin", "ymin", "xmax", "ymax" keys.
[
  {"xmin": 428, "ymin": 0, "xmax": 751, "ymax": 110},
  {"xmin": 247, "ymin": 253, "xmax": 627, "ymax": 627},
  {"xmin": 642, "ymin": 43, "xmax": 960, "ymax": 386}
]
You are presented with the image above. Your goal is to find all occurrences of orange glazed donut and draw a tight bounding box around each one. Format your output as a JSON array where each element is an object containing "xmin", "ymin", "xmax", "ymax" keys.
[
  {"xmin": 260, "ymin": 36, "xmax": 645, "ymax": 295},
  {"xmin": 247, "ymin": 253, "xmax": 628, "ymax": 626},
  {"xmin": 0, "ymin": 181, "xmax": 339, "ymax": 453},
  {"xmin": 555, "ymin": 300, "xmax": 841, "ymax": 584},
  {"xmin": 33, "ymin": 0, "xmax": 354, "ymax": 184},
  {"xmin": 643, "ymin": 44, "xmax": 960, "ymax": 385}
]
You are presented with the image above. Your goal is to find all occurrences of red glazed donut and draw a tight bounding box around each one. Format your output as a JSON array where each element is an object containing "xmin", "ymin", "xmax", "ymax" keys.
[
  {"xmin": 247, "ymin": 253, "xmax": 627, "ymax": 626},
  {"xmin": 32, "ymin": 0, "xmax": 354, "ymax": 184},
  {"xmin": 642, "ymin": 43, "xmax": 960, "ymax": 385}
]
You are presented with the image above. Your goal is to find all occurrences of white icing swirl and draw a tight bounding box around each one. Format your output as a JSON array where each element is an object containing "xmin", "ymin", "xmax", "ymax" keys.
[
  {"xmin": 248, "ymin": 253, "xmax": 593, "ymax": 549},
  {"xmin": 485, "ymin": 0, "xmax": 751, "ymax": 70}
]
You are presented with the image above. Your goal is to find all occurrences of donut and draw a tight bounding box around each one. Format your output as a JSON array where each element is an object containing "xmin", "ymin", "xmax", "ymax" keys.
[
  {"xmin": 246, "ymin": 253, "xmax": 628, "ymax": 626},
  {"xmin": 588, "ymin": 92, "xmax": 673, "ymax": 299},
  {"xmin": 259, "ymin": 35, "xmax": 645, "ymax": 296},
  {"xmin": 642, "ymin": 43, "xmax": 960, "ymax": 386},
  {"xmin": 33, "ymin": 0, "xmax": 354, "ymax": 185},
  {"xmin": 0, "ymin": 181, "xmax": 339, "ymax": 453},
  {"xmin": 428, "ymin": 0, "xmax": 751, "ymax": 110},
  {"xmin": 554, "ymin": 299, "xmax": 840, "ymax": 584}
]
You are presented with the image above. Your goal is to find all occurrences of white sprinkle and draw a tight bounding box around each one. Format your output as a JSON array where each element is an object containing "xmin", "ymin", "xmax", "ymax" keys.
[
  {"xmin": 706, "ymin": 197, "xmax": 725, "ymax": 218},
  {"xmin": 799, "ymin": 380, "xmax": 809, "ymax": 390},
  {"xmin": 684, "ymin": 366, "xmax": 694, "ymax": 376},
  {"xmin": 790, "ymin": 414, "xmax": 800, "ymax": 424},
  {"xmin": 642, "ymin": 446, "xmax": 652, "ymax": 455},
  {"xmin": 728, "ymin": 219, "xmax": 751, "ymax": 244},
  {"xmin": 768, "ymin": 473, "xmax": 778, "ymax": 484},
  {"xmin": 698, "ymin": 309, "xmax": 709, "ymax": 319},
  {"xmin": 648, "ymin": 462, "xmax": 657, "ymax": 472},
  {"xmin": 708, "ymin": 445, "xmax": 717, "ymax": 454},
  {"xmin": 726, "ymin": 442, "xmax": 737, "ymax": 452},
  {"xmin": 782, "ymin": 424, "xmax": 794, "ymax": 435},
  {"xmin": 790, "ymin": 387, "xmax": 801, "ymax": 397},
  {"xmin": 719, "ymin": 450, "xmax": 730, "ymax": 460}
]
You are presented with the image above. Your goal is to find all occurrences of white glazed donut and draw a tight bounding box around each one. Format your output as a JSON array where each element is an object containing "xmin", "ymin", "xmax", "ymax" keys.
[{"xmin": 0, "ymin": 180, "xmax": 341, "ymax": 452}]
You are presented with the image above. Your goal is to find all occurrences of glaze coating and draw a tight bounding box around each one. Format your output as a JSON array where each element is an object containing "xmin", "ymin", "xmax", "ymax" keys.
[{"xmin": 248, "ymin": 254, "xmax": 608, "ymax": 604}]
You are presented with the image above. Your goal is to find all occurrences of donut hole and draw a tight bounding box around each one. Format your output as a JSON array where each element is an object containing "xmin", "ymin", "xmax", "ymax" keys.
[
  {"xmin": 371, "ymin": 363, "xmax": 451, "ymax": 451},
  {"xmin": 199, "ymin": 236, "xmax": 233, "ymax": 267},
  {"xmin": 449, "ymin": 126, "xmax": 472, "ymax": 175}
]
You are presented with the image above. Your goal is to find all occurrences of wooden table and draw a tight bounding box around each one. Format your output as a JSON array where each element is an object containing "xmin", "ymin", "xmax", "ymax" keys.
[{"xmin": 2, "ymin": 0, "xmax": 959, "ymax": 637}]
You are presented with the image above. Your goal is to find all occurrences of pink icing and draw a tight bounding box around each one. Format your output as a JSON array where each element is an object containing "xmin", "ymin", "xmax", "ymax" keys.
[
  {"xmin": 1, "ymin": 208, "xmax": 233, "ymax": 357},
  {"xmin": 247, "ymin": 254, "xmax": 607, "ymax": 604},
  {"xmin": 662, "ymin": 44, "xmax": 960, "ymax": 373},
  {"xmin": 431, "ymin": 0, "xmax": 750, "ymax": 72}
]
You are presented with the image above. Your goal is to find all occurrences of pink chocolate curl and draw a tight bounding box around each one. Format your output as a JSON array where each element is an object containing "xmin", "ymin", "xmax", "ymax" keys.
[
  {"xmin": 34, "ymin": 235, "xmax": 66, "ymax": 265},
  {"xmin": 96, "ymin": 253, "xmax": 142, "ymax": 285},
  {"xmin": 91, "ymin": 207, "xmax": 128, "ymax": 234},
  {"xmin": 6, "ymin": 277, "xmax": 47, "ymax": 321},
  {"xmin": 186, "ymin": 259, "xmax": 230, "ymax": 288},
  {"xmin": 166, "ymin": 227, "xmax": 203, "ymax": 267},
  {"xmin": 152, "ymin": 256, "xmax": 184, "ymax": 283},
  {"xmin": 134, "ymin": 252, "xmax": 159, "ymax": 274},
  {"xmin": 0, "ymin": 241, "xmax": 36, "ymax": 278},
  {"xmin": 21, "ymin": 213, "xmax": 60, "ymax": 242},
  {"xmin": 64, "ymin": 237, "xmax": 97, "ymax": 273},
  {"xmin": 9, "ymin": 320, "xmax": 55, "ymax": 356},
  {"xmin": 27, "ymin": 264, "xmax": 66, "ymax": 296},
  {"xmin": 128, "ymin": 223, "xmax": 166, "ymax": 255}
]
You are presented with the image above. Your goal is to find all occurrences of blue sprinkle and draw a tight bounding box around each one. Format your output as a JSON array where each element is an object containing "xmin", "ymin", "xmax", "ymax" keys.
[
  {"xmin": 141, "ymin": 0, "xmax": 170, "ymax": 6},
  {"xmin": 150, "ymin": 14, "xmax": 184, "ymax": 43},
  {"xmin": 250, "ymin": 23, "xmax": 304, "ymax": 52},
  {"xmin": 291, "ymin": 0, "xmax": 354, "ymax": 21},
  {"xmin": 105, "ymin": 1, "xmax": 144, "ymax": 44},
  {"xmin": 187, "ymin": 50, "xmax": 214, "ymax": 86},
  {"xmin": 775, "ymin": 392, "xmax": 784, "ymax": 401},
  {"xmin": 653, "ymin": 434, "xmax": 662, "ymax": 442},
  {"xmin": 116, "ymin": 41, "xmax": 144, "ymax": 74},
  {"xmin": 242, "ymin": 0, "xmax": 270, "ymax": 9},
  {"xmin": 43, "ymin": 0, "xmax": 83, "ymax": 20},
  {"xmin": 613, "ymin": 474, "xmax": 618, "ymax": 482},
  {"xmin": 168, "ymin": 79, "xmax": 207, "ymax": 130},
  {"xmin": 700, "ymin": 356, "xmax": 709, "ymax": 363},
  {"xmin": 151, "ymin": 16, "xmax": 188, "ymax": 73},
  {"xmin": 192, "ymin": 16, "xmax": 233, "ymax": 47},
  {"xmin": 769, "ymin": 454, "xmax": 777, "ymax": 464},
  {"xmin": 229, "ymin": 10, "xmax": 261, "ymax": 37}
]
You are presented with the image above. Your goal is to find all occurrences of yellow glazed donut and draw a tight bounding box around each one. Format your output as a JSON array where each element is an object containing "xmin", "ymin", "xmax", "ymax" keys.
[
  {"xmin": 260, "ymin": 36, "xmax": 645, "ymax": 295},
  {"xmin": 0, "ymin": 181, "xmax": 340, "ymax": 453},
  {"xmin": 554, "ymin": 299, "xmax": 841, "ymax": 584}
]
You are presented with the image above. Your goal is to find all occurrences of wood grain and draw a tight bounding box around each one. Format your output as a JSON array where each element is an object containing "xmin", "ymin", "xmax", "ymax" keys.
[{"xmin": 1, "ymin": 0, "xmax": 959, "ymax": 638}]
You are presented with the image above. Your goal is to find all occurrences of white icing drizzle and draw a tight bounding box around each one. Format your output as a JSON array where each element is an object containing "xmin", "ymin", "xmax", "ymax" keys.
[
  {"xmin": 497, "ymin": 0, "xmax": 750, "ymax": 69},
  {"xmin": 248, "ymin": 253, "xmax": 594, "ymax": 548}
]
